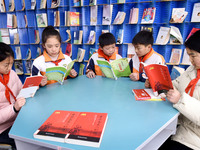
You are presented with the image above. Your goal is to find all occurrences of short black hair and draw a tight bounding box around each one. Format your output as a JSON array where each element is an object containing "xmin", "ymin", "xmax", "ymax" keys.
[
  {"xmin": 42, "ymin": 25, "xmax": 61, "ymax": 44},
  {"xmin": 185, "ymin": 30, "xmax": 200, "ymax": 53},
  {"xmin": 132, "ymin": 30, "xmax": 153, "ymax": 46},
  {"xmin": 99, "ymin": 32, "xmax": 116, "ymax": 48},
  {"xmin": 0, "ymin": 42, "xmax": 14, "ymax": 62}
]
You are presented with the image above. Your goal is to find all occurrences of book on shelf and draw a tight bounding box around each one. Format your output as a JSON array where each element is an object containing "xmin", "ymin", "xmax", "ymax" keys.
[
  {"xmin": 170, "ymin": 8, "xmax": 188, "ymax": 23},
  {"xmin": 16, "ymin": 76, "xmax": 43, "ymax": 99},
  {"xmin": 36, "ymin": 13, "xmax": 48, "ymax": 27},
  {"xmin": 89, "ymin": 0, "xmax": 96, "ymax": 6},
  {"xmin": 65, "ymin": 11, "xmax": 70, "ymax": 26},
  {"xmin": 73, "ymin": 30, "xmax": 83, "ymax": 44},
  {"xmin": 33, "ymin": 110, "xmax": 108, "ymax": 148},
  {"xmin": 8, "ymin": 0, "xmax": 15, "ymax": 12},
  {"xmin": 117, "ymin": 0, "xmax": 125, "ymax": 3},
  {"xmin": 116, "ymin": 29, "xmax": 124, "ymax": 44},
  {"xmin": 113, "ymin": 11, "xmax": 126, "ymax": 24},
  {"xmin": 129, "ymin": 7, "xmax": 139, "ymax": 24},
  {"xmin": 155, "ymin": 26, "xmax": 170, "ymax": 45},
  {"xmin": 40, "ymin": 0, "xmax": 47, "ymax": 9},
  {"xmin": 25, "ymin": 60, "xmax": 32, "ymax": 74},
  {"xmin": 0, "ymin": 0, "xmax": 5, "ymax": 12},
  {"xmin": 65, "ymin": 43, "xmax": 72, "ymax": 57},
  {"xmin": 127, "ymin": 44, "xmax": 136, "ymax": 61},
  {"xmin": 15, "ymin": 47, "xmax": 22, "ymax": 60},
  {"xmin": 70, "ymin": 12, "xmax": 80, "ymax": 26},
  {"xmin": 36, "ymin": 47, "xmax": 42, "ymax": 58},
  {"xmin": 140, "ymin": 26, "xmax": 153, "ymax": 32},
  {"xmin": 97, "ymin": 58, "xmax": 131, "ymax": 80},
  {"xmin": 102, "ymin": 4, "xmax": 113, "ymax": 25},
  {"xmin": 89, "ymin": 48, "xmax": 97, "ymax": 58},
  {"xmin": 35, "ymin": 30, "xmax": 40, "ymax": 44},
  {"xmin": 0, "ymin": 28, "xmax": 10, "ymax": 44},
  {"xmin": 45, "ymin": 61, "xmax": 75, "ymax": 85},
  {"xmin": 54, "ymin": 11, "xmax": 60, "ymax": 27},
  {"xmin": 191, "ymin": 3, "xmax": 200, "ymax": 22},
  {"xmin": 141, "ymin": 62, "xmax": 173, "ymax": 96},
  {"xmin": 65, "ymin": 29, "xmax": 71, "ymax": 43},
  {"xmin": 31, "ymin": 0, "xmax": 36, "ymax": 10},
  {"xmin": 186, "ymin": 27, "xmax": 200, "ymax": 41},
  {"xmin": 90, "ymin": 5, "xmax": 97, "ymax": 25},
  {"xmin": 169, "ymin": 48, "xmax": 182, "ymax": 64},
  {"xmin": 181, "ymin": 48, "xmax": 191, "ymax": 65},
  {"xmin": 170, "ymin": 66, "xmax": 185, "ymax": 81},
  {"xmin": 14, "ymin": 60, "xmax": 23, "ymax": 74},
  {"xmin": 79, "ymin": 63, "xmax": 85, "ymax": 76},
  {"xmin": 7, "ymin": 14, "xmax": 17, "ymax": 28},
  {"xmin": 141, "ymin": 7, "xmax": 156, "ymax": 24},
  {"xmin": 21, "ymin": 0, "xmax": 25, "ymax": 11},
  {"xmin": 73, "ymin": 0, "xmax": 83, "ymax": 6},
  {"xmin": 25, "ymin": 49, "xmax": 32, "ymax": 60},
  {"xmin": 51, "ymin": 0, "xmax": 60, "ymax": 8},
  {"xmin": 76, "ymin": 48, "xmax": 85, "ymax": 62},
  {"xmin": 87, "ymin": 30, "xmax": 95, "ymax": 44},
  {"xmin": 132, "ymin": 89, "xmax": 164, "ymax": 101},
  {"xmin": 169, "ymin": 26, "xmax": 183, "ymax": 44}
]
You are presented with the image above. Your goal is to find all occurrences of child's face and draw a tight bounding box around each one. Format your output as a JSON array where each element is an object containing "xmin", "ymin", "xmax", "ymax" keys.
[
  {"xmin": 133, "ymin": 44, "xmax": 151, "ymax": 57},
  {"xmin": 186, "ymin": 48, "xmax": 200, "ymax": 70},
  {"xmin": 101, "ymin": 43, "xmax": 116, "ymax": 56},
  {"xmin": 43, "ymin": 36, "xmax": 61, "ymax": 59},
  {"xmin": 0, "ymin": 56, "xmax": 14, "ymax": 75}
]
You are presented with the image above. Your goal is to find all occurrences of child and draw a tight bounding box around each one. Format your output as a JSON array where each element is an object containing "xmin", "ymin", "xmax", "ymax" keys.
[
  {"xmin": 129, "ymin": 30, "xmax": 165, "ymax": 82},
  {"xmin": 0, "ymin": 42, "xmax": 26, "ymax": 148},
  {"xmin": 159, "ymin": 30, "xmax": 200, "ymax": 150},
  {"xmin": 32, "ymin": 26, "xmax": 77, "ymax": 86},
  {"xmin": 86, "ymin": 32, "xmax": 122, "ymax": 78}
]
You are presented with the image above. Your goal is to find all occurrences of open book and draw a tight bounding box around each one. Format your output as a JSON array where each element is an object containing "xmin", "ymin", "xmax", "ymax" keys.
[
  {"xmin": 34, "ymin": 110, "xmax": 108, "ymax": 148},
  {"xmin": 132, "ymin": 89, "xmax": 164, "ymax": 101},
  {"xmin": 97, "ymin": 58, "xmax": 131, "ymax": 80},
  {"xmin": 16, "ymin": 76, "xmax": 43, "ymax": 99},
  {"xmin": 45, "ymin": 61, "xmax": 74, "ymax": 85},
  {"xmin": 141, "ymin": 62, "xmax": 173, "ymax": 96}
]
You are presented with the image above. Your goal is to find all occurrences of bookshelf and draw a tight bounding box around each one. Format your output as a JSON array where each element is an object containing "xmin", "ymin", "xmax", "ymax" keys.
[{"xmin": 0, "ymin": 0, "xmax": 199, "ymax": 82}]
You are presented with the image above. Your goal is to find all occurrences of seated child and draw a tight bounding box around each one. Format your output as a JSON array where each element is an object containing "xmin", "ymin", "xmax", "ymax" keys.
[
  {"xmin": 129, "ymin": 31, "xmax": 165, "ymax": 82},
  {"xmin": 158, "ymin": 30, "xmax": 200, "ymax": 150},
  {"xmin": 32, "ymin": 26, "xmax": 77, "ymax": 86},
  {"xmin": 0, "ymin": 42, "xmax": 26, "ymax": 148},
  {"xmin": 86, "ymin": 32, "xmax": 122, "ymax": 78}
]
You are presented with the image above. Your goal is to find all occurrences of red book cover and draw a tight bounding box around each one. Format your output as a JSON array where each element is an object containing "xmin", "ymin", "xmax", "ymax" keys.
[
  {"xmin": 65, "ymin": 43, "xmax": 72, "ymax": 57},
  {"xmin": 186, "ymin": 28, "xmax": 200, "ymax": 41},
  {"xmin": 132, "ymin": 89, "xmax": 151, "ymax": 100},
  {"xmin": 23, "ymin": 76, "xmax": 43, "ymax": 88},
  {"xmin": 142, "ymin": 63, "xmax": 173, "ymax": 94}
]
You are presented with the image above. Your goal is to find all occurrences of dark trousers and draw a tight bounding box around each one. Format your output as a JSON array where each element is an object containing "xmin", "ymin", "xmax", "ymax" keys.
[
  {"xmin": 159, "ymin": 137, "xmax": 193, "ymax": 150},
  {"xmin": 0, "ymin": 127, "xmax": 16, "ymax": 148}
]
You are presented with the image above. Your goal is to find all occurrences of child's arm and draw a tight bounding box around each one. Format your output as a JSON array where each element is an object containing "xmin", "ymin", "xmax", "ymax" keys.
[
  {"xmin": 86, "ymin": 57, "xmax": 96, "ymax": 78},
  {"xmin": 129, "ymin": 73, "xmax": 139, "ymax": 81},
  {"xmin": 86, "ymin": 70, "xmax": 96, "ymax": 78},
  {"xmin": 69, "ymin": 69, "xmax": 78, "ymax": 77},
  {"xmin": 14, "ymin": 97, "xmax": 26, "ymax": 112}
]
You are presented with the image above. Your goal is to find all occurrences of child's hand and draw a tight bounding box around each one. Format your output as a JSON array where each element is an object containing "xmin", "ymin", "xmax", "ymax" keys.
[
  {"xmin": 86, "ymin": 70, "xmax": 96, "ymax": 78},
  {"xmin": 129, "ymin": 73, "xmax": 139, "ymax": 81},
  {"xmin": 70, "ymin": 69, "xmax": 77, "ymax": 77},
  {"xmin": 14, "ymin": 97, "xmax": 26, "ymax": 112},
  {"xmin": 145, "ymin": 79, "xmax": 151, "ymax": 88},
  {"xmin": 102, "ymin": 72, "xmax": 106, "ymax": 77},
  {"xmin": 166, "ymin": 89, "xmax": 181, "ymax": 104},
  {"xmin": 40, "ymin": 76, "xmax": 47, "ymax": 86}
]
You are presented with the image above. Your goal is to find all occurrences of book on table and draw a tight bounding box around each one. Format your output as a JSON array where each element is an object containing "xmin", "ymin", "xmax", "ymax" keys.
[
  {"xmin": 45, "ymin": 61, "xmax": 75, "ymax": 85},
  {"xmin": 33, "ymin": 110, "xmax": 108, "ymax": 148},
  {"xmin": 97, "ymin": 58, "xmax": 131, "ymax": 80},
  {"xmin": 16, "ymin": 76, "xmax": 43, "ymax": 99}
]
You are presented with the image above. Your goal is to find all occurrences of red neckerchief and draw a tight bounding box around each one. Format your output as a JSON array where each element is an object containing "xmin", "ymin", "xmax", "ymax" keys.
[
  {"xmin": 51, "ymin": 59, "xmax": 62, "ymax": 66},
  {"xmin": 98, "ymin": 48, "xmax": 116, "ymax": 61},
  {"xmin": 185, "ymin": 69, "xmax": 200, "ymax": 97},
  {"xmin": 139, "ymin": 48, "xmax": 154, "ymax": 73},
  {"xmin": 0, "ymin": 72, "xmax": 16, "ymax": 104},
  {"xmin": 43, "ymin": 50, "xmax": 64, "ymax": 66}
]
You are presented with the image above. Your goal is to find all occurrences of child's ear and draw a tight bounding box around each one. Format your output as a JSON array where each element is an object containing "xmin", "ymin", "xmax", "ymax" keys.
[{"xmin": 147, "ymin": 44, "xmax": 152, "ymax": 50}]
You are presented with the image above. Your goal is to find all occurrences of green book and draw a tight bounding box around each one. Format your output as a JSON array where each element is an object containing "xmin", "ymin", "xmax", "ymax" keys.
[
  {"xmin": 97, "ymin": 58, "xmax": 131, "ymax": 80},
  {"xmin": 46, "ymin": 61, "xmax": 74, "ymax": 85}
]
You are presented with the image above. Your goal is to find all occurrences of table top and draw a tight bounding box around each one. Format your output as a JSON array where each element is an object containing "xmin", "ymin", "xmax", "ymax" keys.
[{"xmin": 9, "ymin": 76, "xmax": 179, "ymax": 150}]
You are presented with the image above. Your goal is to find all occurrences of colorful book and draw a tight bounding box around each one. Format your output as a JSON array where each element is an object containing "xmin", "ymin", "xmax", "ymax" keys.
[
  {"xmin": 36, "ymin": 13, "xmax": 48, "ymax": 27},
  {"xmin": 76, "ymin": 48, "xmax": 85, "ymax": 62},
  {"xmin": 169, "ymin": 26, "xmax": 183, "ymax": 44},
  {"xmin": 132, "ymin": 89, "xmax": 163, "ymax": 101},
  {"xmin": 0, "ymin": 29, "xmax": 10, "ymax": 44},
  {"xmin": 97, "ymin": 58, "xmax": 131, "ymax": 80},
  {"xmin": 16, "ymin": 76, "xmax": 43, "ymax": 99},
  {"xmin": 169, "ymin": 48, "xmax": 182, "ymax": 64},
  {"xmin": 45, "ymin": 61, "xmax": 75, "ymax": 85},
  {"xmin": 113, "ymin": 11, "xmax": 126, "ymax": 24},
  {"xmin": 79, "ymin": 63, "xmax": 85, "ymax": 76},
  {"xmin": 102, "ymin": 5, "xmax": 113, "ymax": 25},
  {"xmin": 155, "ymin": 26, "xmax": 170, "ymax": 45},
  {"xmin": 33, "ymin": 110, "xmax": 108, "ymax": 148},
  {"xmin": 141, "ymin": 7, "xmax": 156, "ymax": 24},
  {"xmin": 191, "ymin": 3, "xmax": 200, "ymax": 22},
  {"xmin": 70, "ymin": 12, "xmax": 80, "ymax": 26},
  {"xmin": 73, "ymin": 30, "xmax": 83, "ymax": 44},
  {"xmin": 170, "ymin": 66, "xmax": 185, "ymax": 80},
  {"xmin": 65, "ymin": 43, "xmax": 72, "ymax": 57},
  {"xmin": 170, "ymin": 8, "xmax": 188, "ymax": 23}
]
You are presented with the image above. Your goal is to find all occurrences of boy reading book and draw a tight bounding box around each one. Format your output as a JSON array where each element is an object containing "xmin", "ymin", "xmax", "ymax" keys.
[
  {"xmin": 159, "ymin": 30, "xmax": 200, "ymax": 150},
  {"xmin": 129, "ymin": 31, "xmax": 165, "ymax": 82},
  {"xmin": 86, "ymin": 32, "xmax": 122, "ymax": 78},
  {"xmin": 32, "ymin": 26, "xmax": 77, "ymax": 86}
]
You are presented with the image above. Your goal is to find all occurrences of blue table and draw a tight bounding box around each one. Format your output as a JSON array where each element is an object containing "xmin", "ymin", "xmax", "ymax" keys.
[{"xmin": 9, "ymin": 76, "xmax": 179, "ymax": 150}]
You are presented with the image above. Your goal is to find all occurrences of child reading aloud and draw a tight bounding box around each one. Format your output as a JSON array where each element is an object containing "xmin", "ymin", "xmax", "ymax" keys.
[
  {"xmin": 86, "ymin": 32, "xmax": 122, "ymax": 78},
  {"xmin": 32, "ymin": 26, "xmax": 77, "ymax": 86},
  {"xmin": 158, "ymin": 30, "xmax": 200, "ymax": 150},
  {"xmin": 0, "ymin": 42, "xmax": 26, "ymax": 149},
  {"xmin": 129, "ymin": 31, "xmax": 165, "ymax": 82}
]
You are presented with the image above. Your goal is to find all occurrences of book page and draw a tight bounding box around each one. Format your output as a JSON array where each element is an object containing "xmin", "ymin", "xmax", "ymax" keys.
[{"xmin": 191, "ymin": 3, "xmax": 200, "ymax": 22}]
